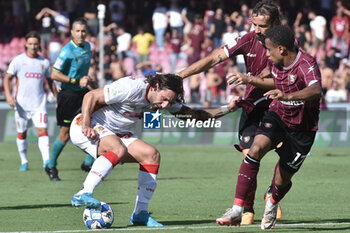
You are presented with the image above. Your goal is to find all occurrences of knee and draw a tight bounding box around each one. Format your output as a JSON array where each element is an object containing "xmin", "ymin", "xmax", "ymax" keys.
[
  {"xmin": 111, "ymin": 145, "xmax": 127, "ymax": 158},
  {"xmin": 144, "ymin": 147, "xmax": 161, "ymax": 164},
  {"xmin": 248, "ymin": 144, "xmax": 265, "ymax": 159}
]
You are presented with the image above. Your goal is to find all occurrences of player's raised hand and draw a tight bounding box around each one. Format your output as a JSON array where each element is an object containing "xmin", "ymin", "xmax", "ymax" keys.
[
  {"xmin": 226, "ymin": 72, "xmax": 249, "ymax": 86},
  {"xmin": 82, "ymin": 126, "xmax": 98, "ymax": 140}
]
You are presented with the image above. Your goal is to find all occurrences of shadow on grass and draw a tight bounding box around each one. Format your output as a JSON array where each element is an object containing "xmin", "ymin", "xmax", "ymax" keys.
[
  {"xmin": 0, "ymin": 202, "xmax": 129, "ymax": 210},
  {"xmin": 154, "ymin": 219, "xmax": 215, "ymax": 225}
]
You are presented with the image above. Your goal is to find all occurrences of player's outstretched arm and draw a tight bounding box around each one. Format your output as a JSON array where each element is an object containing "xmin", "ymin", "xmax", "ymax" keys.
[
  {"xmin": 3, "ymin": 73, "xmax": 16, "ymax": 108},
  {"xmin": 227, "ymin": 71, "xmax": 275, "ymax": 90},
  {"xmin": 177, "ymin": 48, "xmax": 228, "ymax": 79},
  {"xmin": 264, "ymin": 82, "xmax": 322, "ymax": 101},
  {"xmin": 171, "ymin": 96, "xmax": 240, "ymax": 121}
]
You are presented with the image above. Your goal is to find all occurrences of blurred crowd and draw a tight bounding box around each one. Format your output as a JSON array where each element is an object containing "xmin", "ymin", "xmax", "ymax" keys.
[{"xmin": 0, "ymin": 0, "xmax": 350, "ymax": 107}]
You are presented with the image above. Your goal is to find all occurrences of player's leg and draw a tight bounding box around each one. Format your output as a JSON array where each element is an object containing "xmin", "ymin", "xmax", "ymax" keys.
[
  {"xmin": 81, "ymin": 154, "xmax": 95, "ymax": 172},
  {"xmin": 72, "ymin": 133, "xmax": 127, "ymax": 209},
  {"xmin": 261, "ymin": 130, "xmax": 315, "ymax": 229},
  {"xmin": 15, "ymin": 111, "xmax": 29, "ymax": 171},
  {"xmin": 217, "ymin": 134, "xmax": 271, "ymax": 226},
  {"xmin": 261, "ymin": 163, "xmax": 293, "ymax": 230},
  {"xmin": 33, "ymin": 111, "xmax": 50, "ymax": 168},
  {"xmin": 45, "ymin": 126, "xmax": 70, "ymax": 181},
  {"xmin": 123, "ymin": 139, "xmax": 163, "ymax": 227}
]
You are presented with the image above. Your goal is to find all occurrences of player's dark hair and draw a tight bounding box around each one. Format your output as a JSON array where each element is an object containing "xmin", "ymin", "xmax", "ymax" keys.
[
  {"xmin": 146, "ymin": 74, "xmax": 184, "ymax": 104},
  {"xmin": 265, "ymin": 25, "xmax": 295, "ymax": 51},
  {"xmin": 72, "ymin": 17, "xmax": 88, "ymax": 28},
  {"xmin": 252, "ymin": 0, "xmax": 281, "ymax": 27},
  {"xmin": 25, "ymin": 31, "xmax": 41, "ymax": 43},
  {"xmin": 25, "ymin": 31, "xmax": 41, "ymax": 51}
]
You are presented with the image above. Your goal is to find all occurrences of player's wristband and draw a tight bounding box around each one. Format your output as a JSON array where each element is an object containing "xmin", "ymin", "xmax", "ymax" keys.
[
  {"xmin": 69, "ymin": 78, "xmax": 79, "ymax": 85},
  {"xmin": 221, "ymin": 105, "xmax": 230, "ymax": 114}
]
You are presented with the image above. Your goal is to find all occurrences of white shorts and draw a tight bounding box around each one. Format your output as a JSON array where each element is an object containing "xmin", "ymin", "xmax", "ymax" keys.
[
  {"xmin": 70, "ymin": 114, "xmax": 137, "ymax": 158},
  {"xmin": 15, "ymin": 107, "xmax": 48, "ymax": 133}
]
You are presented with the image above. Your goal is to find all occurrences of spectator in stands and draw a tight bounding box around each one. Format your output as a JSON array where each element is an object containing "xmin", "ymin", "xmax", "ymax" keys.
[
  {"xmin": 330, "ymin": 7, "xmax": 349, "ymax": 58},
  {"xmin": 110, "ymin": 53, "xmax": 126, "ymax": 80},
  {"xmin": 325, "ymin": 47, "xmax": 341, "ymax": 71},
  {"xmin": 325, "ymin": 79, "xmax": 347, "ymax": 103},
  {"xmin": 210, "ymin": 8, "xmax": 226, "ymax": 48},
  {"xmin": 295, "ymin": 24, "xmax": 312, "ymax": 53},
  {"xmin": 116, "ymin": 26, "xmax": 137, "ymax": 65},
  {"xmin": 103, "ymin": 54, "xmax": 113, "ymax": 85},
  {"xmin": 181, "ymin": 0, "xmax": 200, "ymax": 40},
  {"xmin": 308, "ymin": 10, "xmax": 327, "ymax": 57},
  {"xmin": 167, "ymin": 1, "xmax": 184, "ymax": 38},
  {"xmin": 40, "ymin": 7, "xmax": 70, "ymax": 42},
  {"xmin": 319, "ymin": 59, "xmax": 334, "ymax": 95},
  {"xmin": 201, "ymin": 36, "xmax": 215, "ymax": 59},
  {"xmin": 35, "ymin": 8, "xmax": 55, "ymax": 50},
  {"xmin": 109, "ymin": 0, "xmax": 126, "ymax": 26},
  {"xmin": 136, "ymin": 61, "xmax": 162, "ymax": 76},
  {"xmin": 187, "ymin": 14, "xmax": 205, "ymax": 65},
  {"xmin": 167, "ymin": 29, "xmax": 187, "ymax": 73},
  {"xmin": 84, "ymin": 1, "xmax": 98, "ymax": 36},
  {"xmin": 152, "ymin": 1, "xmax": 168, "ymax": 51},
  {"xmin": 132, "ymin": 26, "xmax": 155, "ymax": 64},
  {"xmin": 48, "ymin": 29, "xmax": 62, "ymax": 64}
]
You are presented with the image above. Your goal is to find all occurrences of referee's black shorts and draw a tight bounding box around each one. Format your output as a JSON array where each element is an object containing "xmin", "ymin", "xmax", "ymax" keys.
[{"xmin": 56, "ymin": 89, "xmax": 89, "ymax": 127}]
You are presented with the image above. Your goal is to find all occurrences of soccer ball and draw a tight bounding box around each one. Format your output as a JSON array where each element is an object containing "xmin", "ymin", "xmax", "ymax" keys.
[{"xmin": 83, "ymin": 202, "xmax": 114, "ymax": 229}]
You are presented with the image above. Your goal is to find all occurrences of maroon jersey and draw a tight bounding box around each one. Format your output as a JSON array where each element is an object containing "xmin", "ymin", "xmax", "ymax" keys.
[
  {"xmin": 269, "ymin": 50, "xmax": 321, "ymax": 131},
  {"xmin": 224, "ymin": 31, "xmax": 268, "ymax": 103}
]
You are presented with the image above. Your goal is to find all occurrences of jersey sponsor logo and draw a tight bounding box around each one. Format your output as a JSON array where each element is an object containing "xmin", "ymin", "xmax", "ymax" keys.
[
  {"xmin": 143, "ymin": 110, "xmax": 161, "ymax": 129},
  {"xmin": 246, "ymin": 53, "xmax": 257, "ymax": 57},
  {"xmin": 280, "ymin": 100, "xmax": 304, "ymax": 106},
  {"xmin": 25, "ymin": 72, "xmax": 42, "ymax": 79},
  {"xmin": 288, "ymin": 74, "xmax": 297, "ymax": 85}
]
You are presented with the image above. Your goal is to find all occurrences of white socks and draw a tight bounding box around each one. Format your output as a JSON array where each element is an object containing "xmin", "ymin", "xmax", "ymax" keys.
[
  {"xmin": 79, "ymin": 156, "xmax": 113, "ymax": 194},
  {"xmin": 16, "ymin": 138, "xmax": 28, "ymax": 164},
  {"xmin": 38, "ymin": 135, "xmax": 50, "ymax": 164},
  {"xmin": 133, "ymin": 170, "xmax": 157, "ymax": 214}
]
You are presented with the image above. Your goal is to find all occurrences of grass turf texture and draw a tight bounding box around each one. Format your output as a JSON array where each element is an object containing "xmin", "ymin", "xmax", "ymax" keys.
[{"xmin": 0, "ymin": 143, "xmax": 349, "ymax": 232}]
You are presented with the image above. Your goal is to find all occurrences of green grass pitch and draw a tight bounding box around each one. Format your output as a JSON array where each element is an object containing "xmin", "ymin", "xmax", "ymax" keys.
[{"xmin": 0, "ymin": 143, "xmax": 349, "ymax": 232}]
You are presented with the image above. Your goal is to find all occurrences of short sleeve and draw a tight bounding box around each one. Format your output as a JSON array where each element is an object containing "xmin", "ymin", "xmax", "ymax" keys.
[
  {"xmin": 7, "ymin": 57, "xmax": 18, "ymax": 75},
  {"xmin": 53, "ymin": 48, "xmax": 70, "ymax": 71}
]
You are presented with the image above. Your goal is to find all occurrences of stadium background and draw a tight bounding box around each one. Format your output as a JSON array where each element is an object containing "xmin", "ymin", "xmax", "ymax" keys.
[{"xmin": 0, "ymin": 0, "xmax": 349, "ymax": 146}]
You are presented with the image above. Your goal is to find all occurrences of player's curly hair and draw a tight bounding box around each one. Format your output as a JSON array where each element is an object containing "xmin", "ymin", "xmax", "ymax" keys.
[
  {"xmin": 146, "ymin": 74, "xmax": 184, "ymax": 104},
  {"xmin": 265, "ymin": 25, "xmax": 295, "ymax": 50},
  {"xmin": 252, "ymin": 0, "xmax": 281, "ymax": 27}
]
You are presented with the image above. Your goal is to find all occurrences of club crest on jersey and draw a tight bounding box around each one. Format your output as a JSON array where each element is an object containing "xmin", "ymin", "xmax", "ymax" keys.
[
  {"xmin": 243, "ymin": 136, "xmax": 250, "ymax": 143},
  {"xmin": 41, "ymin": 64, "xmax": 44, "ymax": 70},
  {"xmin": 288, "ymin": 74, "xmax": 297, "ymax": 85},
  {"xmin": 264, "ymin": 122, "xmax": 273, "ymax": 128}
]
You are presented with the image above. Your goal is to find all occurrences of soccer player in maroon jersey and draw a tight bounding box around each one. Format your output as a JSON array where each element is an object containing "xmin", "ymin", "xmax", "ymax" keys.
[
  {"xmin": 224, "ymin": 25, "xmax": 322, "ymax": 230},
  {"xmin": 177, "ymin": 0, "xmax": 282, "ymax": 225}
]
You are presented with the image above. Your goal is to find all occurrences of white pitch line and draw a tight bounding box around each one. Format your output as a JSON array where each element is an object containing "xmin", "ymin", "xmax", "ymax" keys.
[{"xmin": 3, "ymin": 222, "xmax": 350, "ymax": 233}]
